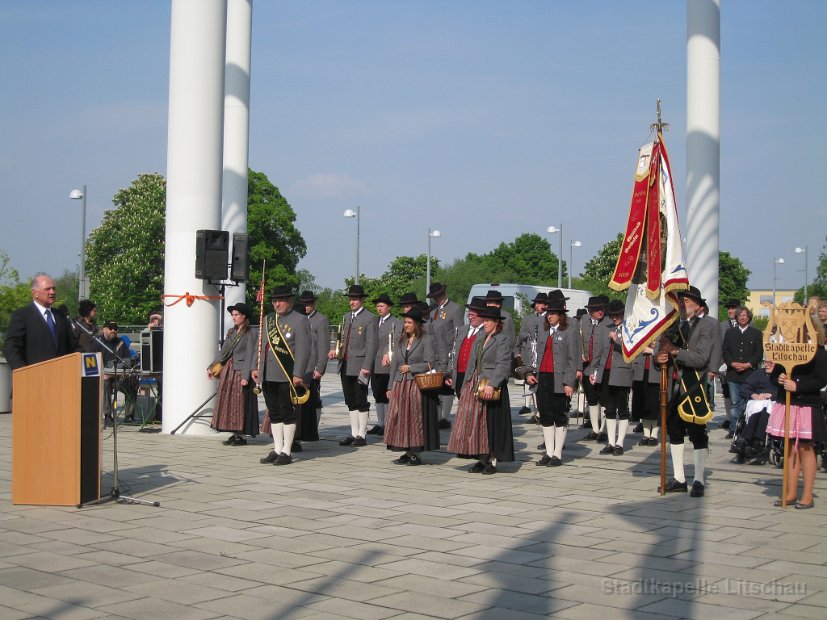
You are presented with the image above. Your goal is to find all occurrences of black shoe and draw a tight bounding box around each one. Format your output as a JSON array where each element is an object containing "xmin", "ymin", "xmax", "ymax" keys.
[
  {"xmin": 537, "ymin": 454, "xmax": 551, "ymax": 466},
  {"xmin": 366, "ymin": 425, "xmax": 382, "ymax": 435},
  {"xmin": 274, "ymin": 452, "xmax": 292, "ymax": 466},
  {"xmin": 638, "ymin": 437, "xmax": 651, "ymax": 447},
  {"xmin": 407, "ymin": 454, "xmax": 422, "ymax": 466},
  {"xmin": 613, "ymin": 445, "xmax": 624, "ymax": 456},
  {"xmin": 438, "ymin": 418, "xmax": 451, "ymax": 430},
  {"xmin": 659, "ymin": 478, "xmax": 688, "ymax": 493},
  {"xmin": 633, "ymin": 423, "xmax": 643, "ymax": 433},
  {"xmin": 339, "ymin": 436, "xmax": 355, "ymax": 446},
  {"xmin": 468, "ymin": 461, "xmax": 485, "ymax": 473},
  {"xmin": 725, "ymin": 431, "xmax": 734, "ymax": 439},
  {"xmin": 581, "ymin": 419, "xmax": 592, "ymax": 429},
  {"xmin": 599, "ymin": 445, "xmax": 614, "ymax": 455},
  {"xmin": 260, "ymin": 450, "xmax": 279, "ymax": 464},
  {"xmin": 481, "ymin": 464, "xmax": 497, "ymax": 475},
  {"xmin": 549, "ymin": 456, "xmax": 563, "ymax": 467},
  {"xmin": 721, "ymin": 419, "xmax": 731, "ymax": 429},
  {"xmin": 537, "ymin": 442, "xmax": 546, "ymax": 451},
  {"xmin": 518, "ymin": 406, "xmax": 531, "ymax": 415},
  {"xmin": 583, "ymin": 431, "xmax": 598, "ymax": 441},
  {"xmin": 351, "ymin": 436, "xmax": 367, "ymax": 447},
  {"xmin": 291, "ymin": 441, "xmax": 302, "ymax": 452},
  {"xmin": 528, "ymin": 414, "xmax": 540, "ymax": 424},
  {"xmin": 596, "ymin": 433, "xmax": 608, "ymax": 444},
  {"xmin": 222, "ymin": 435, "xmax": 238, "ymax": 446},
  {"xmin": 393, "ymin": 454, "xmax": 410, "ymax": 465},
  {"xmin": 690, "ymin": 481, "xmax": 704, "ymax": 497},
  {"xmin": 234, "ymin": 436, "xmax": 247, "ymax": 446},
  {"xmin": 376, "ymin": 426, "xmax": 384, "ymax": 436}
]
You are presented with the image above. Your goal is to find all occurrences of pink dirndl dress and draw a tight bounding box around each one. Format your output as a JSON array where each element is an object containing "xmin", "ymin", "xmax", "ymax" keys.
[
  {"xmin": 447, "ymin": 369, "xmax": 490, "ymax": 457},
  {"xmin": 766, "ymin": 401, "xmax": 817, "ymax": 442}
]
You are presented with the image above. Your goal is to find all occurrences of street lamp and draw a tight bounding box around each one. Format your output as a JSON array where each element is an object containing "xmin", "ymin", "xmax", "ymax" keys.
[
  {"xmin": 69, "ymin": 185, "xmax": 87, "ymax": 301},
  {"xmin": 426, "ymin": 228, "xmax": 441, "ymax": 298},
  {"xmin": 795, "ymin": 246, "xmax": 808, "ymax": 302},
  {"xmin": 569, "ymin": 240, "xmax": 582, "ymax": 289},
  {"xmin": 343, "ymin": 206, "xmax": 360, "ymax": 284},
  {"xmin": 772, "ymin": 257, "xmax": 785, "ymax": 307},
  {"xmin": 547, "ymin": 224, "xmax": 562, "ymax": 288}
]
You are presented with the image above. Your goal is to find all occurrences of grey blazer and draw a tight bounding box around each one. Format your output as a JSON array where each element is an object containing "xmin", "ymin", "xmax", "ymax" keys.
[
  {"xmin": 465, "ymin": 330, "xmax": 512, "ymax": 388},
  {"xmin": 375, "ymin": 314, "xmax": 403, "ymax": 376},
  {"xmin": 338, "ymin": 307, "xmax": 378, "ymax": 376},
  {"xmin": 430, "ymin": 300, "xmax": 465, "ymax": 372},
  {"xmin": 532, "ymin": 324, "xmax": 580, "ymax": 393},
  {"xmin": 517, "ymin": 312, "xmax": 546, "ymax": 361},
  {"xmin": 307, "ymin": 310, "xmax": 330, "ymax": 376},
  {"xmin": 673, "ymin": 315, "xmax": 716, "ymax": 376},
  {"xmin": 212, "ymin": 326, "xmax": 256, "ymax": 380},
  {"xmin": 388, "ymin": 333, "xmax": 436, "ymax": 384},
  {"xmin": 580, "ymin": 316, "xmax": 610, "ymax": 379},
  {"xmin": 258, "ymin": 309, "xmax": 311, "ymax": 383},
  {"xmin": 605, "ymin": 324, "xmax": 633, "ymax": 387}
]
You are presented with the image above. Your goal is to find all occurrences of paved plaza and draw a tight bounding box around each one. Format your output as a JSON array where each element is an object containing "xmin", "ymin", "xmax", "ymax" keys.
[{"xmin": 1, "ymin": 373, "xmax": 826, "ymax": 619}]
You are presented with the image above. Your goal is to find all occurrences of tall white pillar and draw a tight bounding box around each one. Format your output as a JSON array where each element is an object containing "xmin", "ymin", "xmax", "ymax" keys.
[
  {"xmin": 686, "ymin": 0, "xmax": 721, "ymax": 316},
  {"xmin": 163, "ymin": 0, "xmax": 228, "ymax": 435},
  {"xmin": 222, "ymin": 0, "xmax": 253, "ymax": 312}
]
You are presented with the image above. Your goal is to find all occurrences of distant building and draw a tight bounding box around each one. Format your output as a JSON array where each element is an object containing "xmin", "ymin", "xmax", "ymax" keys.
[{"xmin": 746, "ymin": 288, "xmax": 796, "ymax": 318}]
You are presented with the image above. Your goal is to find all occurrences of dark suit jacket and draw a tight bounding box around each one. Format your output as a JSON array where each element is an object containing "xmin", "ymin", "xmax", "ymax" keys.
[
  {"xmin": 3, "ymin": 303, "xmax": 79, "ymax": 370},
  {"xmin": 722, "ymin": 324, "xmax": 763, "ymax": 382}
]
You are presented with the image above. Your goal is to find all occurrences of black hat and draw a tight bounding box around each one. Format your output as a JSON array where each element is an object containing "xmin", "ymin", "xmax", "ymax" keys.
[
  {"xmin": 607, "ymin": 300, "xmax": 625, "ymax": 316},
  {"xmin": 532, "ymin": 292, "xmax": 549, "ymax": 305},
  {"xmin": 477, "ymin": 305, "xmax": 505, "ymax": 321},
  {"xmin": 418, "ymin": 301, "xmax": 431, "ymax": 315},
  {"xmin": 78, "ymin": 299, "xmax": 96, "ymax": 317},
  {"xmin": 372, "ymin": 293, "xmax": 393, "ymax": 306},
  {"xmin": 575, "ymin": 308, "xmax": 588, "ymax": 319},
  {"xmin": 547, "ymin": 289, "xmax": 570, "ymax": 305},
  {"xmin": 398, "ymin": 292, "xmax": 420, "ymax": 306},
  {"xmin": 291, "ymin": 302, "xmax": 307, "ymax": 316},
  {"xmin": 298, "ymin": 290, "xmax": 317, "ymax": 304},
  {"xmin": 465, "ymin": 296, "xmax": 487, "ymax": 311},
  {"xmin": 401, "ymin": 306, "xmax": 426, "ymax": 323},
  {"xmin": 724, "ymin": 298, "xmax": 740, "ymax": 309},
  {"xmin": 546, "ymin": 298, "xmax": 567, "ymax": 313},
  {"xmin": 103, "ymin": 320, "xmax": 118, "ymax": 330},
  {"xmin": 346, "ymin": 284, "xmax": 368, "ymax": 298},
  {"xmin": 270, "ymin": 285, "xmax": 294, "ymax": 300},
  {"xmin": 483, "ymin": 289, "xmax": 504, "ymax": 304},
  {"xmin": 227, "ymin": 302, "xmax": 252, "ymax": 318},
  {"xmin": 426, "ymin": 282, "xmax": 447, "ymax": 298},
  {"xmin": 678, "ymin": 286, "xmax": 706, "ymax": 305},
  {"xmin": 597, "ymin": 295, "xmax": 610, "ymax": 305},
  {"xmin": 585, "ymin": 296, "xmax": 606, "ymax": 309}
]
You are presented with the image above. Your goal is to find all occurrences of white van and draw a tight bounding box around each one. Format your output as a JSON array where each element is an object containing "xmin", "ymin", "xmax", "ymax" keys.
[{"xmin": 467, "ymin": 283, "xmax": 593, "ymax": 317}]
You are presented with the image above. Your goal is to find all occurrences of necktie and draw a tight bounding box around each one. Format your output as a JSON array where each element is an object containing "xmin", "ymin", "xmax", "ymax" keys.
[
  {"xmin": 45, "ymin": 309, "xmax": 58, "ymax": 347},
  {"xmin": 680, "ymin": 320, "xmax": 690, "ymax": 344}
]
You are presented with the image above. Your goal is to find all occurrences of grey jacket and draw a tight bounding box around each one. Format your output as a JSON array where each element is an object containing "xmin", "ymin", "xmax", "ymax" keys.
[
  {"xmin": 604, "ymin": 323, "xmax": 633, "ymax": 387},
  {"xmin": 465, "ymin": 330, "xmax": 512, "ymax": 388},
  {"xmin": 258, "ymin": 309, "xmax": 311, "ymax": 383},
  {"xmin": 517, "ymin": 312, "xmax": 546, "ymax": 361},
  {"xmin": 430, "ymin": 300, "xmax": 465, "ymax": 372},
  {"xmin": 212, "ymin": 326, "xmax": 256, "ymax": 380},
  {"xmin": 388, "ymin": 333, "xmax": 436, "ymax": 384},
  {"xmin": 579, "ymin": 316, "xmax": 611, "ymax": 379},
  {"xmin": 307, "ymin": 310, "xmax": 330, "ymax": 376},
  {"xmin": 532, "ymin": 324, "xmax": 580, "ymax": 393},
  {"xmin": 338, "ymin": 307, "xmax": 378, "ymax": 376},
  {"xmin": 375, "ymin": 314, "xmax": 403, "ymax": 376}
]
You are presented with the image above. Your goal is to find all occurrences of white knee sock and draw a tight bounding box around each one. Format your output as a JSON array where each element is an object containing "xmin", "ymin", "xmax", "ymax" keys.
[
  {"xmin": 553, "ymin": 426, "xmax": 567, "ymax": 459},
  {"xmin": 616, "ymin": 419, "xmax": 629, "ymax": 447},
  {"xmin": 376, "ymin": 402, "xmax": 386, "ymax": 427},
  {"xmin": 542, "ymin": 426, "xmax": 555, "ymax": 457},
  {"xmin": 272, "ymin": 423, "xmax": 285, "ymax": 455},
  {"xmin": 316, "ymin": 408, "xmax": 322, "ymax": 424},
  {"xmin": 670, "ymin": 443, "xmax": 686, "ymax": 483},
  {"xmin": 605, "ymin": 418, "xmax": 617, "ymax": 445},
  {"xmin": 643, "ymin": 420, "xmax": 653, "ymax": 438},
  {"xmin": 693, "ymin": 448, "xmax": 706, "ymax": 485},
  {"xmin": 357, "ymin": 411, "xmax": 369, "ymax": 437},
  {"xmin": 349, "ymin": 411, "xmax": 359, "ymax": 437},
  {"xmin": 589, "ymin": 405, "xmax": 601, "ymax": 431},
  {"xmin": 282, "ymin": 423, "xmax": 296, "ymax": 455},
  {"xmin": 650, "ymin": 423, "xmax": 659, "ymax": 440}
]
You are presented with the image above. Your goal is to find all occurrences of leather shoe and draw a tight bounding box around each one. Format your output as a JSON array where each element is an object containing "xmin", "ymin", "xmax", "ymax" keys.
[
  {"xmin": 721, "ymin": 419, "xmax": 731, "ymax": 429},
  {"xmin": 481, "ymin": 464, "xmax": 497, "ymax": 475},
  {"xmin": 393, "ymin": 454, "xmax": 410, "ymax": 465},
  {"xmin": 612, "ymin": 445, "xmax": 624, "ymax": 456},
  {"xmin": 583, "ymin": 431, "xmax": 598, "ymax": 441},
  {"xmin": 366, "ymin": 425, "xmax": 382, "ymax": 435},
  {"xmin": 339, "ymin": 436, "xmax": 355, "ymax": 446},
  {"xmin": 537, "ymin": 442, "xmax": 546, "ymax": 451},
  {"xmin": 438, "ymin": 418, "xmax": 451, "ymax": 430},
  {"xmin": 291, "ymin": 441, "xmax": 302, "ymax": 452},
  {"xmin": 274, "ymin": 452, "xmax": 292, "ymax": 466},
  {"xmin": 407, "ymin": 454, "xmax": 422, "ymax": 466},
  {"xmin": 549, "ymin": 456, "xmax": 563, "ymax": 467},
  {"xmin": 468, "ymin": 461, "xmax": 485, "ymax": 473},
  {"xmin": 351, "ymin": 436, "xmax": 367, "ymax": 447},
  {"xmin": 222, "ymin": 435, "xmax": 238, "ymax": 446},
  {"xmin": 259, "ymin": 450, "xmax": 279, "ymax": 464},
  {"xmin": 596, "ymin": 432, "xmax": 608, "ymax": 443},
  {"xmin": 773, "ymin": 498, "xmax": 797, "ymax": 507},
  {"xmin": 794, "ymin": 501, "xmax": 815, "ymax": 510},
  {"xmin": 633, "ymin": 423, "xmax": 643, "ymax": 433},
  {"xmin": 659, "ymin": 478, "xmax": 688, "ymax": 493},
  {"xmin": 234, "ymin": 436, "xmax": 247, "ymax": 446},
  {"xmin": 638, "ymin": 437, "xmax": 651, "ymax": 447},
  {"xmin": 690, "ymin": 481, "xmax": 704, "ymax": 497},
  {"xmin": 599, "ymin": 445, "xmax": 614, "ymax": 455},
  {"xmin": 537, "ymin": 454, "xmax": 551, "ymax": 466},
  {"xmin": 725, "ymin": 431, "xmax": 734, "ymax": 439},
  {"xmin": 518, "ymin": 406, "xmax": 531, "ymax": 415}
]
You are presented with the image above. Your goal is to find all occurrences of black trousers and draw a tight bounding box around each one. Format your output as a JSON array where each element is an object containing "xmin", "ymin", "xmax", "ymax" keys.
[
  {"xmin": 263, "ymin": 381, "xmax": 296, "ymax": 424},
  {"xmin": 536, "ymin": 373, "xmax": 569, "ymax": 427},
  {"xmin": 372, "ymin": 373, "xmax": 390, "ymax": 404},
  {"xmin": 454, "ymin": 371, "xmax": 466, "ymax": 398},
  {"xmin": 583, "ymin": 375, "xmax": 602, "ymax": 406},
  {"xmin": 666, "ymin": 403, "xmax": 708, "ymax": 448},
  {"xmin": 341, "ymin": 371, "xmax": 370, "ymax": 412},
  {"xmin": 603, "ymin": 385, "xmax": 631, "ymax": 420}
]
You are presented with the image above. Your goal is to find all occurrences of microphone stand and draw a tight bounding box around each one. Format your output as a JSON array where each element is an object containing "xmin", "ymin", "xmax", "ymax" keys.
[{"xmin": 71, "ymin": 318, "xmax": 160, "ymax": 508}]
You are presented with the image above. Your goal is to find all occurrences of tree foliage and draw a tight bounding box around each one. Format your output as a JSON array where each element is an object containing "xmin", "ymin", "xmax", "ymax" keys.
[
  {"xmin": 795, "ymin": 237, "xmax": 827, "ymax": 304},
  {"xmin": 717, "ymin": 250, "xmax": 750, "ymax": 315},
  {"xmin": 0, "ymin": 251, "xmax": 30, "ymax": 347},
  {"xmin": 85, "ymin": 173, "xmax": 166, "ymax": 324},
  {"xmin": 579, "ymin": 233, "xmax": 625, "ymax": 301}
]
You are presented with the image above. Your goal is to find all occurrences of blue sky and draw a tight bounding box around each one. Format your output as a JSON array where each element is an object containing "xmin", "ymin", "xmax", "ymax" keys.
[{"xmin": 1, "ymin": 1, "xmax": 825, "ymax": 296}]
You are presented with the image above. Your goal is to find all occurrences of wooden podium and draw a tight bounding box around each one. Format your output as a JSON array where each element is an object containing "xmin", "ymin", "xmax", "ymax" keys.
[{"xmin": 12, "ymin": 353, "xmax": 102, "ymax": 506}]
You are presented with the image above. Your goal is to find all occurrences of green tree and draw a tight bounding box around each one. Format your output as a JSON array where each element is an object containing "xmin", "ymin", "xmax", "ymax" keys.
[
  {"xmin": 245, "ymin": 169, "xmax": 307, "ymax": 306},
  {"xmin": 0, "ymin": 252, "xmax": 31, "ymax": 348},
  {"xmin": 483, "ymin": 233, "xmax": 562, "ymax": 284},
  {"xmin": 579, "ymin": 233, "xmax": 625, "ymax": 301},
  {"xmin": 717, "ymin": 251, "xmax": 750, "ymax": 316},
  {"xmin": 85, "ymin": 173, "xmax": 166, "ymax": 324},
  {"xmin": 795, "ymin": 238, "xmax": 827, "ymax": 304}
]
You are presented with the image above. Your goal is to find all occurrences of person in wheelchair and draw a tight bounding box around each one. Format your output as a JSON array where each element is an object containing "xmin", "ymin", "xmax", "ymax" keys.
[{"xmin": 729, "ymin": 360, "xmax": 777, "ymax": 463}]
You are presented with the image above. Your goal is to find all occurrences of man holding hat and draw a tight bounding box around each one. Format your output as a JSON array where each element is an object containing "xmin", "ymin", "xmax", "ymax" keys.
[
  {"xmin": 253, "ymin": 285, "xmax": 311, "ymax": 466},
  {"xmin": 655, "ymin": 285, "xmax": 716, "ymax": 497},
  {"xmin": 299, "ymin": 290, "xmax": 330, "ymax": 436},
  {"xmin": 579, "ymin": 296, "xmax": 610, "ymax": 441},
  {"xmin": 427, "ymin": 283, "xmax": 466, "ymax": 429},
  {"xmin": 328, "ymin": 284, "xmax": 378, "ymax": 446},
  {"xmin": 369, "ymin": 293, "xmax": 402, "ymax": 436}
]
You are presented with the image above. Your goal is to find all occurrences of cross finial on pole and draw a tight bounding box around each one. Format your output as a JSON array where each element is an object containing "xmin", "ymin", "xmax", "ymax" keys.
[{"xmin": 650, "ymin": 98, "xmax": 670, "ymax": 135}]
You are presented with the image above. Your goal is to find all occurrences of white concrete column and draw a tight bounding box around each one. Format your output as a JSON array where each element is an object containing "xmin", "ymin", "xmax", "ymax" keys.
[
  {"xmin": 222, "ymin": 0, "xmax": 253, "ymax": 311},
  {"xmin": 163, "ymin": 0, "xmax": 228, "ymax": 435},
  {"xmin": 686, "ymin": 0, "xmax": 721, "ymax": 316}
]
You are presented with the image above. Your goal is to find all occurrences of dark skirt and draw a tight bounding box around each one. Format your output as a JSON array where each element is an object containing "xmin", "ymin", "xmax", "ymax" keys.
[
  {"xmin": 448, "ymin": 371, "xmax": 514, "ymax": 462},
  {"xmin": 211, "ymin": 358, "xmax": 259, "ymax": 436},
  {"xmin": 384, "ymin": 376, "xmax": 440, "ymax": 452}
]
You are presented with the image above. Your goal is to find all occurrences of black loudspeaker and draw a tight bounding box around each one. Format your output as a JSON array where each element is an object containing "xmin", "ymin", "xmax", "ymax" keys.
[
  {"xmin": 141, "ymin": 329, "xmax": 164, "ymax": 372},
  {"xmin": 195, "ymin": 229, "xmax": 229, "ymax": 280},
  {"xmin": 231, "ymin": 233, "xmax": 250, "ymax": 282}
]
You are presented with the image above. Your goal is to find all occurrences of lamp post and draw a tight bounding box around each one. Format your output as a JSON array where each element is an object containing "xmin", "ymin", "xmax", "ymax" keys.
[
  {"xmin": 772, "ymin": 257, "xmax": 785, "ymax": 307},
  {"xmin": 343, "ymin": 206, "xmax": 360, "ymax": 284},
  {"xmin": 795, "ymin": 246, "xmax": 808, "ymax": 302},
  {"xmin": 69, "ymin": 185, "xmax": 87, "ymax": 301},
  {"xmin": 426, "ymin": 228, "xmax": 441, "ymax": 298},
  {"xmin": 547, "ymin": 224, "xmax": 563, "ymax": 288},
  {"xmin": 569, "ymin": 240, "xmax": 582, "ymax": 289}
]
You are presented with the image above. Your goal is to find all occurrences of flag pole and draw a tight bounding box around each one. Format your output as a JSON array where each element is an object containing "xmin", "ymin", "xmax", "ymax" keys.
[{"xmin": 659, "ymin": 364, "xmax": 668, "ymax": 496}]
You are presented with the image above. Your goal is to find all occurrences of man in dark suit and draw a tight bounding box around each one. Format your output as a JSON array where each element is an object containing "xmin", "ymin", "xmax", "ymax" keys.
[
  {"xmin": 721, "ymin": 305, "xmax": 763, "ymax": 438},
  {"xmin": 4, "ymin": 274, "xmax": 79, "ymax": 370}
]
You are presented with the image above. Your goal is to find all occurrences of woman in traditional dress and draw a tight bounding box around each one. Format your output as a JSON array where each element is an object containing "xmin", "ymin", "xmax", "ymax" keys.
[
  {"xmin": 448, "ymin": 305, "xmax": 514, "ymax": 474},
  {"xmin": 209, "ymin": 303, "xmax": 259, "ymax": 445},
  {"xmin": 383, "ymin": 306, "xmax": 440, "ymax": 465},
  {"xmin": 766, "ymin": 321, "xmax": 827, "ymax": 509}
]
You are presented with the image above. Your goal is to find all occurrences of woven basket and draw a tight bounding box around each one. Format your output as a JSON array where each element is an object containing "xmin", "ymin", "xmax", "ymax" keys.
[{"xmin": 414, "ymin": 371, "xmax": 444, "ymax": 391}]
